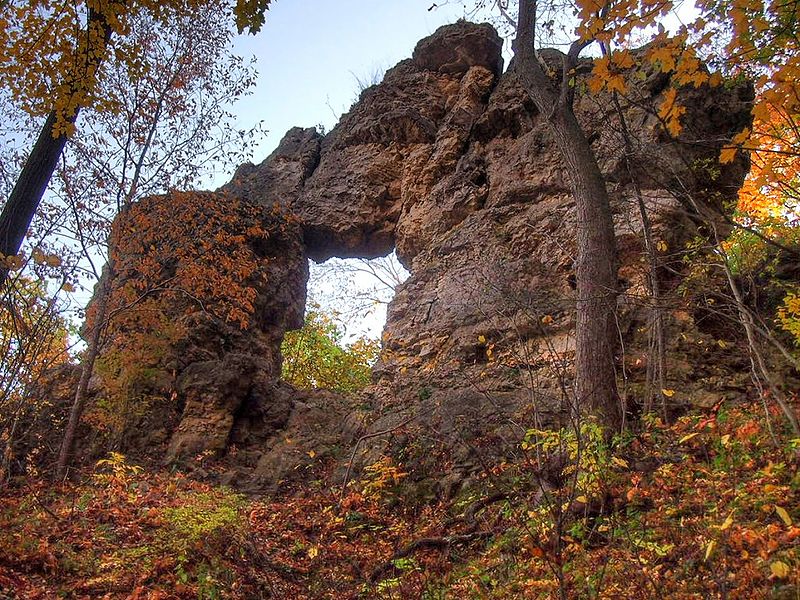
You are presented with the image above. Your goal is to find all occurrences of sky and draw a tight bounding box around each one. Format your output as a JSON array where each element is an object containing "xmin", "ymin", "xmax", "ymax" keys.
[
  {"xmin": 228, "ymin": 0, "xmax": 469, "ymax": 165},
  {"xmin": 221, "ymin": 1, "xmax": 472, "ymax": 339}
]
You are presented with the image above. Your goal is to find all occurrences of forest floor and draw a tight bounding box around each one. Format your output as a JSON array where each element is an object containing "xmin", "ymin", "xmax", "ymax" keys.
[{"xmin": 0, "ymin": 400, "xmax": 798, "ymax": 599}]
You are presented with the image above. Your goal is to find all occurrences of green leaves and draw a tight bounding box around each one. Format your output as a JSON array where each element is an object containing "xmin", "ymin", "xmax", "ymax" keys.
[
  {"xmin": 281, "ymin": 306, "xmax": 380, "ymax": 393},
  {"xmin": 233, "ymin": 0, "xmax": 272, "ymax": 34}
]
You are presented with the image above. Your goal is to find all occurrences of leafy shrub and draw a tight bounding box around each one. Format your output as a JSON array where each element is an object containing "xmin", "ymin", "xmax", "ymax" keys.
[
  {"xmin": 778, "ymin": 290, "xmax": 800, "ymax": 346},
  {"xmin": 281, "ymin": 304, "xmax": 380, "ymax": 393},
  {"xmin": 162, "ymin": 489, "xmax": 246, "ymax": 549}
]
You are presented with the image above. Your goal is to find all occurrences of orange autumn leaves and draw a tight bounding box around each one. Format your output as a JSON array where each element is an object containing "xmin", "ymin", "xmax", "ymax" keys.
[
  {"xmin": 98, "ymin": 190, "xmax": 292, "ymax": 380},
  {"xmin": 727, "ymin": 102, "xmax": 800, "ymax": 222},
  {"xmin": 574, "ymin": 0, "xmax": 798, "ymax": 222},
  {"xmin": 109, "ymin": 191, "xmax": 287, "ymax": 332},
  {"xmin": 585, "ymin": 42, "xmax": 717, "ymax": 138},
  {"xmin": 695, "ymin": 0, "xmax": 799, "ymax": 220}
]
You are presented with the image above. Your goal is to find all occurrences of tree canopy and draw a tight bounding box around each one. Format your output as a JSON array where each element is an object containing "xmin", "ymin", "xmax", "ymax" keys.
[
  {"xmin": 281, "ymin": 305, "xmax": 381, "ymax": 394},
  {"xmin": 0, "ymin": 0, "xmax": 272, "ymax": 282}
]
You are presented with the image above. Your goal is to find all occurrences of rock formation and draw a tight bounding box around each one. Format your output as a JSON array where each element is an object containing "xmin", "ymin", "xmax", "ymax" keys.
[{"xmin": 56, "ymin": 21, "xmax": 754, "ymax": 492}]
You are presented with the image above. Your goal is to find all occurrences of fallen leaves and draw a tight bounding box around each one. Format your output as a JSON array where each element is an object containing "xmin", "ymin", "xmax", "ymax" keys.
[{"xmin": 1, "ymin": 402, "xmax": 797, "ymax": 598}]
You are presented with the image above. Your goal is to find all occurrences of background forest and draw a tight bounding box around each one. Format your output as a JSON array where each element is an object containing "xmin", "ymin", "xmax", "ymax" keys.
[{"xmin": 0, "ymin": 0, "xmax": 798, "ymax": 598}]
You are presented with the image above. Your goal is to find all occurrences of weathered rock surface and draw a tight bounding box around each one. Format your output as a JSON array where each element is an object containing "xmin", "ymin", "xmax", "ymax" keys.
[
  {"xmin": 78, "ymin": 191, "xmax": 313, "ymax": 474},
  {"xmin": 54, "ymin": 21, "xmax": 756, "ymax": 492}
]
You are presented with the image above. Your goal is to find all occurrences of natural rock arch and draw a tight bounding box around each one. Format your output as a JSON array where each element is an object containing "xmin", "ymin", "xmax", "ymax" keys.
[{"xmin": 47, "ymin": 21, "xmax": 753, "ymax": 492}]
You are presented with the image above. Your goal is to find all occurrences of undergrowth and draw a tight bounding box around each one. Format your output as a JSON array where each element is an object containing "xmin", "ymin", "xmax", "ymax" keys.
[{"xmin": 0, "ymin": 401, "xmax": 797, "ymax": 599}]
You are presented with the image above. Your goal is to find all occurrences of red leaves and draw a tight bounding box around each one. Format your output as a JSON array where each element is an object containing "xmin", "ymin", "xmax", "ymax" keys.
[{"xmin": 1, "ymin": 400, "xmax": 797, "ymax": 598}]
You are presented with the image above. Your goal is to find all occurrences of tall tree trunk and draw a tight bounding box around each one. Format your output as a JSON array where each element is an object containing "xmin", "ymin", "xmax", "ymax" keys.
[
  {"xmin": 513, "ymin": 1, "xmax": 622, "ymax": 428},
  {"xmin": 551, "ymin": 108, "xmax": 621, "ymax": 428},
  {"xmin": 55, "ymin": 273, "xmax": 111, "ymax": 480},
  {"xmin": 0, "ymin": 112, "xmax": 75, "ymax": 284},
  {"xmin": 0, "ymin": 6, "xmax": 115, "ymax": 286}
]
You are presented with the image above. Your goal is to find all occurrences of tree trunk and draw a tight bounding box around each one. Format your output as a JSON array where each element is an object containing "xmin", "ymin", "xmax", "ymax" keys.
[
  {"xmin": 551, "ymin": 108, "xmax": 621, "ymax": 428},
  {"xmin": 55, "ymin": 273, "xmax": 111, "ymax": 480},
  {"xmin": 0, "ymin": 6, "xmax": 114, "ymax": 286},
  {"xmin": 513, "ymin": 1, "xmax": 622, "ymax": 428},
  {"xmin": 0, "ymin": 112, "xmax": 74, "ymax": 285}
]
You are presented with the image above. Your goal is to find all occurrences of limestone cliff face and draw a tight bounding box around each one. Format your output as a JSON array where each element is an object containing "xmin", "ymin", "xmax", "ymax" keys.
[
  {"xmin": 74, "ymin": 21, "xmax": 753, "ymax": 492},
  {"xmin": 226, "ymin": 22, "xmax": 505, "ymax": 262}
]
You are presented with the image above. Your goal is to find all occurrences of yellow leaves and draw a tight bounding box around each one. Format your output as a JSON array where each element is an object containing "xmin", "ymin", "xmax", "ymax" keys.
[
  {"xmin": 648, "ymin": 40, "xmax": 709, "ymax": 95},
  {"xmin": 541, "ymin": 315, "xmax": 553, "ymax": 325},
  {"xmin": 678, "ymin": 432, "xmax": 700, "ymax": 444},
  {"xmin": 649, "ymin": 45, "xmax": 677, "ymax": 73},
  {"xmin": 704, "ymin": 540, "xmax": 716, "ymax": 561},
  {"xmin": 657, "ymin": 88, "xmax": 686, "ymax": 138},
  {"xmin": 587, "ymin": 74, "xmax": 605, "ymax": 95},
  {"xmin": 614, "ymin": 50, "xmax": 635, "ymax": 70},
  {"xmin": 719, "ymin": 146, "xmax": 738, "ymax": 164},
  {"xmin": 720, "ymin": 127, "xmax": 751, "ymax": 164},
  {"xmin": 690, "ymin": 0, "xmax": 800, "ymax": 228},
  {"xmin": 606, "ymin": 74, "xmax": 627, "ymax": 95},
  {"xmin": 718, "ymin": 510, "xmax": 735, "ymax": 531},
  {"xmin": 778, "ymin": 293, "xmax": 800, "ymax": 347},
  {"xmin": 656, "ymin": 240, "xmax": 668, "ymax": 252},
  {"xmin": 578, "ymin": 16, "xmax": 607, "ymax": 42},
  {"xmin": 737, "ymin": 102, "xmax": 800, "ymax": 220},
  {"xmin": 775, "ymin": 506, "xmax": 792, "ymax": 527},
  {"xmin": 674, "ymin": 59, "xmax": 709, "ymax": 88},
  {"xmin": 587, "ymin": 53, "xmax": 631, "ymax": 95},
  {"xmin": 770, "ymin": 561, "xmax": 791, "ymax": 578},
  {"xmin": 752, "ymin": 101, "xmax": 772, "ymax": 124},
  {"xmin": 361, "ymin": 456, "xmax": 407, "ymax": 501},
  {"xmin": 661, "ymin": 388, "xmax": 675, "ymax": 397},
  {"xmin": 477, "ymin": 334, "xmax": 486, "ymax": 344}
]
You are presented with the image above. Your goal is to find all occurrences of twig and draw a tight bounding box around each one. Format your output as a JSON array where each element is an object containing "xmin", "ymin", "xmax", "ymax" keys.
[
  {"xmin": 338, "ymin": 408, "xmax": 433, "ymax": 502},
  {"xmin": 368, "ymin": 529, "xmax": 497, "ymax": 583},
  {"xmin": 25, "ymin": 483, "xmax": 60, "ymax": 521}
]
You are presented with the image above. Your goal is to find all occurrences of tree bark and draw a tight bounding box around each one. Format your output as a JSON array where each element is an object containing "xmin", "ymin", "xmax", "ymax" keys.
[
  {"xmin": 513, "ymin": 1, "xmax": 622, "ymax": 428},
  {"xmin": 55, "ymin": 272, "xmax": 111, "ymax": 480},
  {"xmin": 0, "ymin": 6, "xmax": 115, "ymax": 286},
  {"xmin": 552, "ymin": 109, "xmax": 621, "ymax": 428},
  {"xmin": 0, "ymin": 112, "xmax": 74, "ymax": 284}
]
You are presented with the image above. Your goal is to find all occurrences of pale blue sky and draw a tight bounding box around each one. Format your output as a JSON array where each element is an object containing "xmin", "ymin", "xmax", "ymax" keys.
[
  {"xmin": 226, "ymin": 2, "xmax": 476, "ymax": 339},
  {"xmin": 230, "ymin": 1, "xmax": 468, "ymax": 164}
]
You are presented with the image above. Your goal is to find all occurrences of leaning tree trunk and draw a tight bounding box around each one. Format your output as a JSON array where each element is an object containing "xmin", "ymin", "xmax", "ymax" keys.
[
  {"xmin": 0, "ymin": 7, "xmax": 114, "ymax": 286},
  {"xmin": 0, "ymin": 112, "xmax": 75, "ymax": 284},
  {"xmin": 513, "ymin": 1, "xmax": 622, "ymax": 429},
  {"xmin": 55, "ymin": 273, "xmax": 111, "ymax": 480}
]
